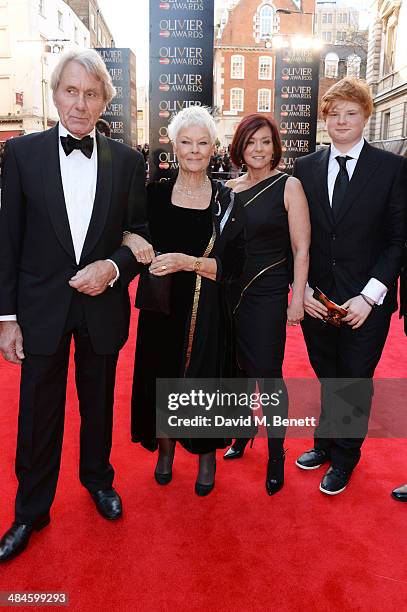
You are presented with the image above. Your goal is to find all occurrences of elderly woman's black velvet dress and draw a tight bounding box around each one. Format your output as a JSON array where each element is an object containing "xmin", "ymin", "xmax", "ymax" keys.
[{"xmin": 131, "ymin": 177, "xmax": 245, "ymax": 454}]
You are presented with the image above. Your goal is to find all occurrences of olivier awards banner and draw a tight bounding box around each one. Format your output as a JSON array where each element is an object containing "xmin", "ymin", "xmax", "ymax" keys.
[
  {"xmin": 274, "ymin": 47, "xmax": 320, "ymax": 173},
  {"xmin": 149, "ymin": 0, "xmax": 215, "ymax": 181},
  {"xmin": 97, "ymin": 48, "xmax": 137, "ymax": 147}
]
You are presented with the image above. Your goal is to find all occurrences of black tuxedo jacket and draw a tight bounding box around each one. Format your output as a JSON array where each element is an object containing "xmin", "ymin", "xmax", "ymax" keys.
[
  {"xmin": 293, "ymin": 141, "xmax": 407, "ymax": 311},
  {"xmin": 0, "ymin": 125, "xmax": 149, "ymax": 355}
]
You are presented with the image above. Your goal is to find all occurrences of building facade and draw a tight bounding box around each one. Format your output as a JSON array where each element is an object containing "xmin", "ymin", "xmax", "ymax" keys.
[
  {"xmin": 137, "ymin": 85, "xmax": 148, "ymax": 145},
  {"xmin": 315, "ymin": 1, "xmax": 360, "ymax": 44},
  {"xmin": 214, "ymin": 0, "xmax": 315, "ymax": 145},
  {"xmin": 0, "ymin": 0, "xmax": 90, "ymax": 141},
  {"xmin": 366, "ymin": 0, "xmax": 407, "ymax": 154},
  {"xmin": 64, "ymin": 0, "xmax": 114, "ymax": 48}
]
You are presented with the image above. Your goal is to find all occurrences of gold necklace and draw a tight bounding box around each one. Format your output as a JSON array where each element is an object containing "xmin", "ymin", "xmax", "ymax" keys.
[{"xmin": 175, "ymin": 175, "xmax": 210, "ymax": 198}]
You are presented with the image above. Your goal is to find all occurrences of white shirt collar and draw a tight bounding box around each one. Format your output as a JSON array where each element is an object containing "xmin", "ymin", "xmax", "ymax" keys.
[
  {"xmin": 330, "ymin": 137, "xmax": 365, "ymax": 161},
  {"xmin": 58, "ymin": 122, "xmax": 96, "ymax": 140}
]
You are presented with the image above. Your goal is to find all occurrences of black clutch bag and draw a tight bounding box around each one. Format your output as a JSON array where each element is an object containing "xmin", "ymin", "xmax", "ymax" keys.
[{"xmin": 135, "ymin": 268, "xmax": 172, "ymax": 315}]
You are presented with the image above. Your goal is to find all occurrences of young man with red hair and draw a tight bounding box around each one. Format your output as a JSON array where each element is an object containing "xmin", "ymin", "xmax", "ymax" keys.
[{"xmin": 293, "ymin": 77, "xmax": 407, "ymax": 495}]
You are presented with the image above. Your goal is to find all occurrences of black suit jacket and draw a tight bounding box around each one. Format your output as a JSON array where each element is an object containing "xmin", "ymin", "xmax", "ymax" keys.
[
  {"xmin": 293, "ymin": 141, "xmax": 407, "ymax": 311},
  {"xmin": 0, "ymin": 125, "xmax": 149, "ymax": 355}
]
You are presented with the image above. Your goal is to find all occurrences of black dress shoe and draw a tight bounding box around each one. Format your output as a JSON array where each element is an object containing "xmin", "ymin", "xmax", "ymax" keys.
[
  {"xmin": 296, "ymin": 448, "xmax": 329, "ymax": 470},
  {"xmin": 320, "ymin": 466, "xmax": 351, "ymax": 495},
  {"xmin": 265, "ymin": 453, "xmax": 285, "ymax": 496},
  {"xmin": 391, "ymin": 483, "xmax": 407, "ymax": 502},
  {"xmin": 90, "ymin": 488, "xmax": 122, "ymax": 520},
  {"xmin": 0, "ymin": 515, "xmax": 50, "ymax": 562},
  {"xmin": 223, "ymin": 438, "xmax": 254, "ymax": 460}
]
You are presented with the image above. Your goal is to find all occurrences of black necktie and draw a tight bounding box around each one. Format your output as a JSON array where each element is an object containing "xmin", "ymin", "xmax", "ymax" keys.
[
  {"xmin": 332, "ymin": 155, "xmax": 352, "ymax": 218},
  {"xmin": 60, "ymin": 134, "xmax": 94, "ymax": 159}
]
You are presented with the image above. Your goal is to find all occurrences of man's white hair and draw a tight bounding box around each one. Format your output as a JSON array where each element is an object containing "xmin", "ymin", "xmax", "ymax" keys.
[
  {"xmin": 50, "ymin": 49, "xmax": 116, "ymax": 103},
  {"xmin": 167, "ymin": 106, "xmax": 217, "ymax": 144}
]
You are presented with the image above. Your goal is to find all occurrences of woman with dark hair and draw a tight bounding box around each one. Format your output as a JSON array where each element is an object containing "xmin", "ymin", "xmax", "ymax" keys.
[{"xmin": 223, "ymin": 114, "xmax": 310, "ymax": 495}]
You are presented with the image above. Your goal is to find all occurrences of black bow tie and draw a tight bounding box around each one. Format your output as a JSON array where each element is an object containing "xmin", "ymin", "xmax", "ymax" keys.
[{"xmin": 60, "ymin": 134, "xmax": 94, "ymax": 159}]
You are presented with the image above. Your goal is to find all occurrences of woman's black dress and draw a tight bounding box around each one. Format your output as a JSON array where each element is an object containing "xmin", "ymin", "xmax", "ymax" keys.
[
  {"xmin": 232, "ymin": 173, "xmax": 291, "ymax": 443},
  {"xmin": 131, "ymin": 178, "xmax": 245, "ymax": 454}
]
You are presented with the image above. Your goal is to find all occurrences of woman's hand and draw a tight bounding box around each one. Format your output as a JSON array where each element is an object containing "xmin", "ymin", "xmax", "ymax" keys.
[
  {"xmin": 287, "ymin": 296, "xmax": 304, "ymax": 326},
  {"xmin": 149, "ymin": 253, "xmax": 193, "ymax": 276},
  {"xmin": 122, "ymin": 233, "xmax": 155, "ymax": 264}
]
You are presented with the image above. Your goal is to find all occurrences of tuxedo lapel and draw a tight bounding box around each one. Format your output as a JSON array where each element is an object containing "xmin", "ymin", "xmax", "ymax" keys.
[
  {"xmin": 80, "ymin": 132, "xmax": 113, "ymax": 263},
  {"xmin": 42, "ymin": 125, "xmax": 76, "ymax": 259},
  {"xmin": 335, "ymin": 141, "xmax": 381, "ymax": 224},
  {"xmin": 312, "ymin": 147, "xmax": 334, "ymax": 226}
]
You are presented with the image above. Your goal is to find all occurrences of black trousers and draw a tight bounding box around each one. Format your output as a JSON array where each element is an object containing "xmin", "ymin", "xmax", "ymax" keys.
[
  {"xmin": 301, "ymin": 306, "xmax": 392, "ymax": 472},
  {"xmin": 15, "ymin": 293, "xmax": 119, "ymax": 524},
  {"xmin": 235, "ymin": 274, "xmax": 289, "ymax": 456}
]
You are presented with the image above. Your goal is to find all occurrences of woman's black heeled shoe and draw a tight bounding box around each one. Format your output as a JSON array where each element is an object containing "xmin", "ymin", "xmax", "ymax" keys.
[
  {"xmin": 154, "ymin": 469, "xmax": 172, "ymax": 485},
  {"xmin": 154, "ymin": 440, "xmax": 175, "ymax": 485},
  {"xmin": 195, "ymin": 456, "xmax": 216, "ymax": 497},
  {"xmin": 265, "ymin": 452, "xmax": 286, "ymax": 496},
  {"xmin": 223, "ymin": 437, "xmax": 254, "ymax": 460}
]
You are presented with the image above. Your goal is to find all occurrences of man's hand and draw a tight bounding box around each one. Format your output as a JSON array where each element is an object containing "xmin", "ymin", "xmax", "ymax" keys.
[
  {"xmin": 304, "ymin": 285, "xmax": 328, "ymax": 319},
  {"xmin": 69, "ymin": 261, "xmax": 116, "ymax": 296},
  {"xmin": 122, "ymin": 233, "xmax": 155, "ymax": 264},
  {"xmin": 341, "ymin": 295, "xmax": 373, "ymax": 329},
  {"xmin": 0, "ymin": 321, "xmax": 25, "ymax": 364}
]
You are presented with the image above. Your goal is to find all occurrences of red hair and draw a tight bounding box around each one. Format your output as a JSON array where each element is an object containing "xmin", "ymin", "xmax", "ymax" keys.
[{"xmin": 230, "ymin": 114, "xmax": 282, "ymax": 169}]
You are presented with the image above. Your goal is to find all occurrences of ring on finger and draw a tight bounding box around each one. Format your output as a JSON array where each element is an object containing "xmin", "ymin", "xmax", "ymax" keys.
[{"xmin": 161, "ymin": 265, "xmax": 167, "ymax": 271}]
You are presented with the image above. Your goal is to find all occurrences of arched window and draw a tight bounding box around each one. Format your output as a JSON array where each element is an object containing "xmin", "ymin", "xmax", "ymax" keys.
[
  {"xmin": 231, "ymin": 54, "xmax": 245, "ymax": 79},
  {"xmin": 259, "ymin": 56, "xmax": 272, "ymax": 80},
  {"xmin": 260, "ymin": 5, "xmax": 274, "ymax": 39},
  {"xmin": 258, "ymin": 88, "xmax": 271, "ymax": 112},
  {"xmin": 347, "ymin": 54, "xmax": 361, "ymax": 78},
  {"xmin": 230, "ymin": 87, "xmax": 244, "ymax": 112},
  {"xmin": 324, "ymin": 52, "xmax": 339, "ymax": 78}
]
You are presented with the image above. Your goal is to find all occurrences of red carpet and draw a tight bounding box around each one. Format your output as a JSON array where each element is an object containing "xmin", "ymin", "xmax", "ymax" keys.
[{"xmin": 0, "ymin": 282, "xmax": 406, "ymax": 611}]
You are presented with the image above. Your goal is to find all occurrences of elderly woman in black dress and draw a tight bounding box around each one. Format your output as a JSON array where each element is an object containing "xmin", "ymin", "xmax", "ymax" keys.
[
  {"xmin": 123, "ymin": 107, "xmax": 245, "ymax": 496},
  {"xmin": 223, "ymin": 114, "xmax": 310, "ymax": 495}
]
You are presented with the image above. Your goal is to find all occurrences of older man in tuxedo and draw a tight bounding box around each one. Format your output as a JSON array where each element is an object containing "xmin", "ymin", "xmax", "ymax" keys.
[
  {"xmin": 293, "ymin": 78, "xmax": 407, "ymax": 496},
  {"xmin": 0, "ymin": 50, "xmax": 153, "ymax": 561}
]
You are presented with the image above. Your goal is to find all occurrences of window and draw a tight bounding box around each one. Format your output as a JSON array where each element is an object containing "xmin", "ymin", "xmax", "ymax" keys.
[
  {"xmin": 383, "ymin": 15, "xmax": 397, "ymax": 74},
  {"xmin": 324, "ymin": 52, "xmax": 339, "ymax": 78},
  {"xmin": 259, "ymin": 56, "xmax": 272, "ymax": 80},
  {"xmin": 38, "ymin": 0, "xmax": 45, "ymax": 16},
  {"xmin": 74, "ymin": 26, "xmax": 78, "ymax": 44},
  {"xmin": 230, "ymin": 88, "xmax": 244, "ymax": 112},
  {"xmin": 257, "ymin": 88, "xmax": 271, "ymax": 112},
  {"xmin": 322, "ymin": 31, "xmax": 332, "ymax": 42},
  {"xmin": 381, "ymin": 110, "xmax": 391, "ymax": 139},
  {"xmin": 322, "ymin": 13, "xmax": 333, "ymax": 24},
  {"xmin": 0, "ymin": 26, "xmax": 10, "ymax": 57},
  {"xmin": 260, "ymin": 5, "xmax": 273, "ymax": 39},
  {"xmin": 347, "ymin": 54, "xmax": 361, "ymax": 78},
  {"xmin": 90, "ymin": 11, "xmax": 95, "ymax": 31},
  {"xmin": 98, "ymin": 26, "xmax": 102, "ymax": 43},
  {"xmin": 336, "ymin": 31, "xmax": 346, "ymax": 43},
  {"xmin": 337, "ymin": 13, "xmax": 348, "ymax": 25},
  {"xmin": 57, "ymin": 10, "xmax": 63, "ymax": 30},
  {"xmin": 231, "ymin": 55, "xmax": 244, "ymax": 79},
  {"xmin": 403, "ymin": 103, "xmax": 407, "ymax": 138}
]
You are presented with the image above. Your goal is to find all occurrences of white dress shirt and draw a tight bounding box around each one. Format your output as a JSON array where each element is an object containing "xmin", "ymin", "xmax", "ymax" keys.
[
  {"xmin": 59, "ymin": 123, "xmax": 98, "ymax": 264},
  {"xmin": 0, "ymin": 123, "xmax": 118, "ymax": 322},
  {"xmin": 327, "ymin": 137, "xmax": 387, "ymax": 305}
]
